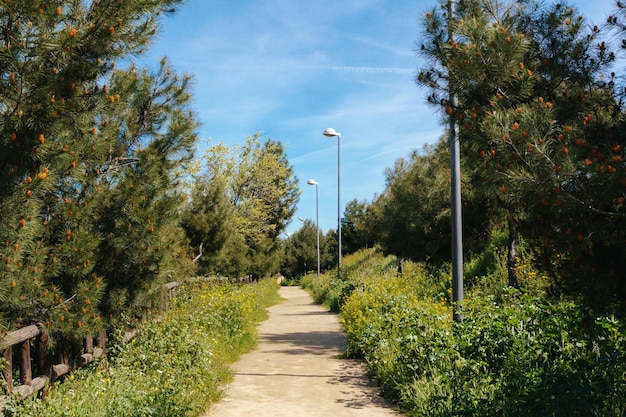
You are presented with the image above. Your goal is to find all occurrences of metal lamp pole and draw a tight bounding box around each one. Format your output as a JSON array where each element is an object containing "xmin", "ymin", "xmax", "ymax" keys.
[
  {"xmin": 323, "ymin": 128, "xmax": 341, "ymax": 277},
  {"xmin": 307, "ymin": 179, "xmax": 320, "ymax": 278},
  {"xmin": 448, "ymin": 0, "xmax": 464, "ymax": 322}
]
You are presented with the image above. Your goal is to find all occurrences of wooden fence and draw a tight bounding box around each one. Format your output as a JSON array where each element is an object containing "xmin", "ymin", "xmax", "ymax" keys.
[{"xmin": 0, "ymin": 281, "xmax": 181, "ymax": 409}]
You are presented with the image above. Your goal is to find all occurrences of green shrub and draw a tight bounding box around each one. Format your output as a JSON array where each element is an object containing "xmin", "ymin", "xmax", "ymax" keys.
[
  {"xmin": 308, "ymin": 248, "xmax": 626, "ymax": 417},
  {"xmin": 5, "ymin": 279, "xmax": 280, "ymax": 417}
]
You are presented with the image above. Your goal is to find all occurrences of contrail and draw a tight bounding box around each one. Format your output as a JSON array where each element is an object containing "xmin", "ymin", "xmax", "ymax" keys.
[{"xmin": 329, "ymin": 65, "xmax": 415, "ymax": 75}]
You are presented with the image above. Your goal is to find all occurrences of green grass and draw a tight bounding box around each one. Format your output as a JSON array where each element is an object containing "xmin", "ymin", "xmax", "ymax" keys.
[{"xmin": 4, "ymin": 279, "xmax": 281, "ymax": 417}]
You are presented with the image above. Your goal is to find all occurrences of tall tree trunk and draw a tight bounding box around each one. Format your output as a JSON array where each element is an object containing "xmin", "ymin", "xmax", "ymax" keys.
[{"xmin": 507, "ymin": 217, "xmax": 519, "ymax": 288}]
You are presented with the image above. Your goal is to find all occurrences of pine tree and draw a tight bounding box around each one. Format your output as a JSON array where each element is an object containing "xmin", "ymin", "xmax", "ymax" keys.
[
  {"xmin": 91, "ymin": 59, "xmax": 197, "ymax": 322},
  {"xmin": 417, "ymin": 0, "xmax": 625, "ymax": 303},
  {"xmin": 0, "ymin": 0, "xmax": 195, "ymax": 342}
]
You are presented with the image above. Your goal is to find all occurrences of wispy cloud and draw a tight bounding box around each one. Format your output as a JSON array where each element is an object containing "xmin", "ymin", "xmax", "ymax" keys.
[{"xmin": 144, "ymin": 0, "xmax": 447, "ymax": 232}]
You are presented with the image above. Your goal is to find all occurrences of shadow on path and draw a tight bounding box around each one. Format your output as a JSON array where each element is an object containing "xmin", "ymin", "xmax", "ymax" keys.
[{"xmin": 261, "ymin": 331, "xmax": 345, "ymax": 355}]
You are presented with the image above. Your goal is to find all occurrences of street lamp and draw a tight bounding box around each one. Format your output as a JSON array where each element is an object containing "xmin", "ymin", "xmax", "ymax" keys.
[
  {"xmin": 307, "ymin": 179, "xmax": 320, "ymax": 278},
  {"xmin": 323, "ymin": 128, "xmax": 341, "ymax": 276},
  {"xmin": 448, "ymin": 0, "xmax": 464, "ymax": 322}
]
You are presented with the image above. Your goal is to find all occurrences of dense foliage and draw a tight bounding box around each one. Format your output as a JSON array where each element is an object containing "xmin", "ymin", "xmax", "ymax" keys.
[
  {"xmin": 302, "ymin": 249, "xmax": 626, "ymax": 416},
  {"xmin": 0, "ymin": 0, "xmax": 198, "ymax": 348},
  {"xmin": 415, "ymin": 0, "xmax": 626, "ymax": 304},
  {"xmin": 4, "ymin": 279, "xmax": 281, "ymax": 417},
  {"xmin": 0, "ymin": 1, "xmax": 300, "ymax": 394}
]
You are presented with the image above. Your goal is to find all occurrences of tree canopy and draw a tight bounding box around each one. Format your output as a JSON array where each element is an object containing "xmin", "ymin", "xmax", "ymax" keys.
[
  {"xmin": 183, "ymin": 134, "xmax": 300, "ymax": 279},
  {"xmin": 413, "ymin": 0, "xmax": 625, "ymax": 304},
  {"xmin": 0, "ymin": 1, "xmax": 306, "ymax": 346}
]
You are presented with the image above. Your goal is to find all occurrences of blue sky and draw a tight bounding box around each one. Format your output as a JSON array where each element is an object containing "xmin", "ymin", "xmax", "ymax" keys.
[{"xmin": 140, "ymin": 0, "xmax": 615, "ymax": 235}]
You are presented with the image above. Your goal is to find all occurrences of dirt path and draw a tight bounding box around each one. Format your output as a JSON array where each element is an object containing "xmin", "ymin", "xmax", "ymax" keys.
[{"xmin": 202, "ymin": 286, "xmax": 402, "ymax": 417}]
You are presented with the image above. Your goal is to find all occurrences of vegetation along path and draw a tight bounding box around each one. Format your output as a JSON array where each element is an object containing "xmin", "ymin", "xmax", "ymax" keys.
[{"xmin": 203, "ymin": 286, "xmax": 402, "ymax": 417}]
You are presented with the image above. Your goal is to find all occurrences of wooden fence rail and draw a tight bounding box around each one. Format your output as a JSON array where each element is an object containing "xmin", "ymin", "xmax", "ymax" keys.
[{"xmin": 0, "ymin": 281, "xmax": 181, "ymax": 409}]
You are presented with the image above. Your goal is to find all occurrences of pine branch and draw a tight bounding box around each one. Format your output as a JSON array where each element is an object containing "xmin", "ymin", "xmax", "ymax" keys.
[
  {"xmin": 565, "ymin": 193, "xmax": 626, "ymax": 218},
  {"xmin": 102, "ymin": 156, "xmax": 139, "ymax": 175}
]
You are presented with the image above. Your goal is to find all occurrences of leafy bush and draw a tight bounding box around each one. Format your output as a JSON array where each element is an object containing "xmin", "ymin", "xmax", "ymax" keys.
[
  {"xmin": 443, "ymin": 294, "xmax": 626, "ymax": 417},
  {"xmin": 305, "ymin": 248, "xmax": 626, "ymax": 417},
  {"xmin": 4, "ymin": 279, "xmax": 280, "ymax": 417}
]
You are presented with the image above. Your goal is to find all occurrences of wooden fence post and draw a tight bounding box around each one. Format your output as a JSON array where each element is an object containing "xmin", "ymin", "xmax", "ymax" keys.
[
  {"xmin": 96, "ymin": 331, "xmax": 106, "ymax": 350},
  {"xmin": 1, "ymin": 324, "xmax": 41, "ymax": 397},
  {"xmin": 37, "ymin": 333, "xmax": 49, "ymax": 375},
  {"xmin": 162, "ymin": 281, "xmax": 179, "ymax": 311},
  {"xmin": 19, "ymin": 340, "xmax": 32, "ymax": 385},
  {"xmin": 85, "ymin": 334, "xmax": 93, "ymax": 352},
  {"xmin": 37, "ymin": 333, "xmax": 50, "ymax": 396},
  {"xmin": 2, "ymin": 347, "xmax": 12, "ymax": 393}
]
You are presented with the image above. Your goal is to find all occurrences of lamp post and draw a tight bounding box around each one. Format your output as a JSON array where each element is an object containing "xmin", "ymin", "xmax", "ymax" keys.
[
  {"xmin": 307, "ymin": 179, "xmax": 320, "ymax": 278},
  {"xmin": 323, "ymin": 128, "xmax": 341, "ymax": 276},
  {"xmin": 448, "ymin": 0, "xmax": 464, "ymax": 322}
]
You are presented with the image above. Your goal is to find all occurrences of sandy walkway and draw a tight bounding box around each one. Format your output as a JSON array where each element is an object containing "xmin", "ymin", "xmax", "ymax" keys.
[{"xmin": 202, "ymin": 286, "xmax": 402, "ymax": 417}]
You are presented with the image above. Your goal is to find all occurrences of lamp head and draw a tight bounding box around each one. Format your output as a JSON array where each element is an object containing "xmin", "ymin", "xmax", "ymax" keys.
[
  {"xmin": 307, "ymin": 179, "xmax": 318, "ymax": 186},
  {"xmin": 323, "ymin": 128, "xmax": 341, "ymax": 138}
]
